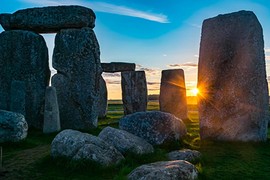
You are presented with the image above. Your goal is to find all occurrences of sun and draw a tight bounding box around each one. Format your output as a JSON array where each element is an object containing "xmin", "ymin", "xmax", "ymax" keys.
[{"xmin": 191, "ymin": 88, "xmax": 199, "ymax": 96}]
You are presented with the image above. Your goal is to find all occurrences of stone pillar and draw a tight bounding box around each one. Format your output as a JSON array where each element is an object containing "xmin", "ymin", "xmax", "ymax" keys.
[
  {"xmin": 0, "ymin": 30, "xmax": 50, "ymax": 129},
  {"xmin": 10, "ymin": 80, "xmax": 26, "ymax": 116},
  {"xmin": 52, "ymin": 27, "xmax": 102, "ymax": 129},
  {"xmin": 98, "ymin": 76, "xmax": 108, "ymax": 118},
  {"xmin": 198, "ymin": 10, "xmax": 269, "ymax": 141},
  {"xmin": 43, "ymin": 86, "xmax": 60, "ymax": 133},
  {"xmin": 121, "ymin": 71, "xmax": 148, "ymax": 115},
  {"xmin": 159, "ymin": 69, "xmax": 188, "ymax": 121}
]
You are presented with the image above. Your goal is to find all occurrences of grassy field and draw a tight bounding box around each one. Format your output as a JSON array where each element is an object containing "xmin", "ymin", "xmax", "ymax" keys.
[{"xmin": 1, "ymin": 101, "xmax": 270, "ymax": 179}]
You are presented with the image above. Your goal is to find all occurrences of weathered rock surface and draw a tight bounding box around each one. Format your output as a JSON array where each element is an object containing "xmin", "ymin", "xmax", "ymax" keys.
[
  {"xmin": 101, "ymin": 62, "xmax": 136, "ymax": 72},
  {"xmin": 0, "ymin": 30, "xmax": 50, "ymax": 128},
  {"xmin": 121, "ymin": 71, "xmax": 148, "ymax": 115},
  {"xmin": 167, "ymin": 149, "xmax": 201, "ymax": 163},
  {"xmin": 119, "ymin": 111, "xmax": 187, "ymax": 145},
  {"xmin": 52, "ymin": 27, "xmax": 102, "ymax": 129},
  {"xmin": 0, "ymin": 110, "xmax": 28, "ymax": 143},
  {"xmin": 0, "ymin": 6, "xmax": 95, "ymax": 33},
  {"xmin": 159, "ymin": 69, "xmax": 188, "ymax": 121},
  {"xmin": 128, "ymin": 160, "xmax": 198, "ymax": 180},
  {"xmin": 51, "ymin": 129, "xmax": 124, "ymax": 167},
  {"xmin": 198, "ymin": 10, "xmax": 269, "ymax": 141},
  {"xmin": 98, "ymin": 76, "xmax": 107, "ymax": 118},
  {"xmin": 98, "ymin": 126, "xmax": 154, "ymax": 155},
  {"xmin": 43, "ymin": 86, "xmax": 61, "ymax": 134},
  {"xmin": 10, "ymin": 80, "xmax": 26, "ymax": 116}
]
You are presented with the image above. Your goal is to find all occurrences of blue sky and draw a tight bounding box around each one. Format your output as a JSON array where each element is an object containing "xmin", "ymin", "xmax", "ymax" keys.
[{"xmin": 1, "ymin": 0, "xmax": 270, "ymax": 99}]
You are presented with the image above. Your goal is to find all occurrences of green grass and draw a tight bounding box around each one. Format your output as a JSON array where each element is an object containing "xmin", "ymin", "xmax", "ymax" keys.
[{"xmin": 1, "ymin": 101, "xmax": 270, "ymax": 179}]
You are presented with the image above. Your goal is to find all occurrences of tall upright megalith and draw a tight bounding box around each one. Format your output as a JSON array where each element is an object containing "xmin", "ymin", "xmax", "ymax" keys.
[
  {"xmin": 98, "ymin": 76, "xmax": 108, "ymax": 118},
  {"xmin": 52, "ymin": 27, "xmax": 102, "ymax": 129},
  {"xmin": 159, "ymin": 69, "xmax": 188, "ymax": 121},
  {"xmin": 0, "ymin": 30, "xmax": 50, "ymax": 128},
  {"xmin": 198, "ymin": 11, "xmax": 269, "ymax": 141},
  {"xmin": 121, "ymin": 71, "xmax": 148, "ymax": 115}
]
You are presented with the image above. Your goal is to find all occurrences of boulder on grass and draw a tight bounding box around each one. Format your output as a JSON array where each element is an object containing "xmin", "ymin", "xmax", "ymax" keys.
[
  {"xmin": 98, "ymin": 126, "xmax": 154, "ymax": 155},
  {"xmin": 119, "ymin": 111, "xmax": 187, "ymax": 145},
  {"xmin": 51, "ymin": 129, "xmax": 124, "ymax": 167},
  {"xmin": 128, "ymin": 160, "xmax": 198, "ymax": 180},
  {"xmin": 0, "ymin": 110, "xmax": 28, "ymax": 143},
  {"xmin": 167, "ymin": 149, "xmax": 201, "ymax": 163}
]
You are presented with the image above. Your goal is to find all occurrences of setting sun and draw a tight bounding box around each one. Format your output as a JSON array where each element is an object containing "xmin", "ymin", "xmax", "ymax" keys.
[{"xmin": 191, "ymin": 88, "xmax": 199, "ymax": 96}]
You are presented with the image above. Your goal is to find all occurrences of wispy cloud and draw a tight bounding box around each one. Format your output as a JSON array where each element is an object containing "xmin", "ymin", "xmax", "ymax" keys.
[
  {"xmin": 167, "ymin": 62, "xmax": 198, "ymax": 68},
  {"xmin": 266, "ymin": 56, "xmax": 270, "ymax": 61},
  {"xmin": 265, "ymin": 48, "xmax": 270, "ymax": 53},
  {"xmin": 20, "ymin": 0, "xmax": 169, "ymax": 23},
  {"xmin": 105, "ymin": 79, "xmax": 121, "ymax": 85},
  {"xmin": 102, "ymin": 72, "xmax": 121, "ymax": 78}
]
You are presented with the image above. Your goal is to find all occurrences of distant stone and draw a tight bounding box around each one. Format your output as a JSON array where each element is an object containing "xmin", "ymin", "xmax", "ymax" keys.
[
  {"xmin": 0, "ymin": 30, "xmax": 50, "ymax": 128},
  {"xmin": 198, "ymin": 10, "xmax": 269, "ymax": 141},
  {"xmin": 0, "ymin": 6, "xmax": 95, "ymax": 33},
  {"xmin": 98, "ymin": 76, "xmax": 107, "ymax": 118},
  {"xmin": 121, "ymin": 71, "xmax": 148, "ymax": 115},
  {"xmin": 167, "ymin": 149, "xmax": 201, "ymax": 163},
  {"xmin": 10, "ymin": 80, "xmax": 26, "ymax": 116},
  {"xmin": 43, "ymin": 86, "xmax": 61, "ymax": 134},
  {"xmin": 0, "ymin": 110, "xmax": 28, "ymax": 143},
  {"xmin": 51, "ymin": 129, "xmax": 124, "ymax": 167},
  {"xmin": 159, "ymin": 69, "xmax": 189, "ymax": 121},
  {"xmin": 119, "ymin": 111, "xmax": 187, "ymax": 145},
  {"xmin": 52, "ymin": 27, "xmax": 102, "ymax": 129},
  {"xmin": 98, "ymin": 126, "xmax": 154, "ymax": 155},
  {"xmin": 128, "ymin": 160, "xmax": 198, "ymax": 180},
  {"xmin": 101, "ymin": 62, "xmax": 136, "ymax": 73}
]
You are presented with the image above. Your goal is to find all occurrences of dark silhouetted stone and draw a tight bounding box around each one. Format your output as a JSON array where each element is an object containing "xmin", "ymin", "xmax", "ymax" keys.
[
  {"xmin": 98, "ymin": 76, "xmax": 107, "ymax": 118},
  {"xmin": 0, "ymin": 110, "xmax": 28, "ymax": 143},
  {"xmin": 159, "ymin": 69, "xmax": 188, "ymax": 121},
  {"xmin": 43, "ymin": 86, "xmax": 61, "ymax": 134},
  {"xmin": 0, "ymin": 30, "xmax": 50, "ymax": 128},
  {"xmin": 128, "ymin": 160, "xmax": 198, "ymax": 180},
  {"xmin": 119, "ymin": 111, "xmax": 187, "ymax": 145},
  {"xmin": 101, "ymin": 62, "xmax": 136, "ymax": 72},
  {"xmin": 198, "ymin": 11, "xmax": 269, "ymax": 141},
  {"xmin": 10, "ymin": 80, "xmax": 26, "ymax": 116},
  {"xmin": 0, "ymin": 6, "xmax": 95, "ymax": 33},
  {"xmin": 52, "ymin": 27, "xmax": 102, "ymax": 129},
  {"xmin": 121, "ymin": 71, "xmax": 147, "ymax": 115}
]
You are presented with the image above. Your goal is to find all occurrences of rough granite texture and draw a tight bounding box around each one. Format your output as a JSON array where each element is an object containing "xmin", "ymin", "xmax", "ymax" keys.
[
  {"xmin": 121, "ymin": 71, "xmax": 148, "ymax": 115},
  {"xmin": 167, "ymin": 149, "xmax": 201, "ymax": 163},
  {"xmin": 0, "ymin": 30, "xmax": 50, "ymax": 128},
  {"xmin": 43, "ymin": 86, "xmax": 61, "ymax": 134},
  {"xmin": 10, "ymin": 80, "xmax": 26, "ymax": 116},
  {"xmin": 0, "ymin": 5, "xmax": 95, "ymax": 33},
  {"xmin": 119, "ymin": 111, "xmax": 187, "ymax": 145},
  {"xmin": 52, "ymin": 27, "xmax": 102, "ymax": 129},
  {"xmin": 128, "ymin": 160, "xmax": 198, "ymax": 180},
  {"xmin": 98, "ymin": 126, "xmax": 154, "ymax": 155},
  {"xmin": 98, "ymin": 76, "xmax": 108, "ymax": 118},
  {"xmin": 0, "ymin": 110, "xmax": 28, "ymax": 143},
  {"xmin": 101, "ymin": 62, "xmax": 136, "ymax": 72},
  {"xmin": 51, "ymin": 129, "xmax": 124, "ymax": 167},
  {"xmin": 159, "ymin": 69, "xmax": 188, "ymax": 121},
  {"xmin": 198, "ymin": 10, "xmax": 269, "ymax": 141}
]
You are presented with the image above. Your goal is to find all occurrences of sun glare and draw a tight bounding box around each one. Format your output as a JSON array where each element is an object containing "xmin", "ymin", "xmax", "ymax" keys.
[{"xmin": 191, "ymin": 88, "xmax": 199, "ymax": 96}]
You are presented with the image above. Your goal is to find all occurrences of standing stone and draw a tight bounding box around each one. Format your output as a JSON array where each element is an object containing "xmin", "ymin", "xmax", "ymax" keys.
[
  {"xmin": 198, "ymin": 11, "xmax": 269, "ymax": 141},
  {"xmin": 43, "ymin": 86, "xmax": 60, "ymax": 134},
  {"xmin": 98, "ymin": 76, "xmax": 107, "ymax": 118},
  {"xmin": 52, "ymin": 27, "xmax": 102, "ymax": 129},
  {"xmin": 159, "ymin": 69, "xmax": 188, "ymax": 121},
  {"xmin": 121, "ymin": 71, "xmax": 148, "ymax": 115},
  {"xmin": 0, "ymin": 30, "xmax": 50, "ymax": 128},
  {"xmin": 0, "ymin": 6, "xmax": 95, "ymax": 33},
  {"xmin": 10, "ymin": 80, "xmax": 26, "ymax": 116}
]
